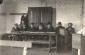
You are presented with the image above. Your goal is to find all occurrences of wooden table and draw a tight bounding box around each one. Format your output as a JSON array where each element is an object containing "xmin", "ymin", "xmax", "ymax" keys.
[
  {"xmin": 0, "ymin": 40, "xmax": 32, "ymax": 55},
  {"xmin": 1, "ymin": 31, "xmax": 57, "ymax": 52}
]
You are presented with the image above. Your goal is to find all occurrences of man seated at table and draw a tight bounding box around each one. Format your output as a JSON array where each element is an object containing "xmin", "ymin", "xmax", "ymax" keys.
[
  {"xmin": 44, "ymin": 22, "xmax": 55, "ymax": 40},
  {"xmin": 46, "ymin": 22, "xmax": 55, "ymax": 32},
  {"xmin": 37, "ymin": 23, "xmax": 45, "ymax": 40},
  {"xmin": 28, "ymin": 23, "xmax": 37, "ymax": 31},
  {"xmin": 10, "ymin": 23, "xmax": 21, "ymax": 41},
  {"xmin": 14, "ymin": 23, "xmax": 21, "ymax": 31},
  {"xmin": 38, "ymin": 23, "xmax": 45, "ymax": 32},
  {"xmin": 56, "ymin": 22, "xmax": 65, "ymax": 51},
  {"xmin": 28, "ymin": 23, "xmax": 37, "ymax": 40}
]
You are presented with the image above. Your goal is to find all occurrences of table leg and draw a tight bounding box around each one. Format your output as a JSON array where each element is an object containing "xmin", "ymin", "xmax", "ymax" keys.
[
  {"xmin": 49, "ymin": 35, "xmax": 51, "ymax": 52},
  {"xmin": 78, "ymin": 49, "xmax": 80, "ymax": 55},
  {"xmin": 23, "ymin": 47, "xmax": 27, "ymax": 55},
  {"xmin": 56, "ymin": 35, "xmax": 57, "ymax": 52}
]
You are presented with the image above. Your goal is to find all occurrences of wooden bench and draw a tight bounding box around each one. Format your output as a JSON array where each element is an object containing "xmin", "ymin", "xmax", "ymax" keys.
[{"xmin": 0, "ymin": 40, "xmax": 32, "ymax": 55}]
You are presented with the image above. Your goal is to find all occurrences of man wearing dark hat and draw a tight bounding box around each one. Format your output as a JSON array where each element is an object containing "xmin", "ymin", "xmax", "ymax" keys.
[
  {"xmin": 66, "ymin": 23, "xmax": 75, "ymax": 50},
  {"xmin": 28, "ymin": 23, "xmax": 37, "ymax": 31},
  {"xmin": 56, "ymin": 22, "xmax": 65, "ymax": 51},
  {"xmin": 43, "ymin": 22, "xmax": 55, "ymax": 41},
  {"xmin": 46, "ymin": 22, "xmax": 54, "ymax": 32}
]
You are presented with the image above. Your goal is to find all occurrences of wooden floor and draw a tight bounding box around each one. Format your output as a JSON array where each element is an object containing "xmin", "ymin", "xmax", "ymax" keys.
[{"xmin": 0, "ymin": 46, "xmax": 72, "ymax": 55}]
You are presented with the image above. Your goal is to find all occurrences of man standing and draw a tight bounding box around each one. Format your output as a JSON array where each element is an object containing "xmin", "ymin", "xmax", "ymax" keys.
[
  {"xmin": 56, "ymin": 22, "xmax": 65, "ymax": 51},
  {"xmin": 66, "ymin": 23, "xmax": 75, "ymax": 50}
]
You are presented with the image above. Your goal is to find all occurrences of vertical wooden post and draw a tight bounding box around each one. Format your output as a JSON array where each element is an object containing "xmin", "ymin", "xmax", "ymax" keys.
[
  {"xmin": 49, "ymin": 34, "xmax": 51, "ymax": 52},
  {"xmin": 23, "ymin": 47, "xmax": 27, "ymax": 55},
  {"xmin": 78, "ymin": 49, "xmax": 80, "ymax": 55},
  {"xmin": 56, "ymin": 35, "xmax": 57, "ymax": 52}
]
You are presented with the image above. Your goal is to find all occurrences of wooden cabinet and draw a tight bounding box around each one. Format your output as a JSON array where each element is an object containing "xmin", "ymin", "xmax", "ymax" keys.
[{"xmin": 28, "ymin": 7, "xmax": 53, "ymax": 26}]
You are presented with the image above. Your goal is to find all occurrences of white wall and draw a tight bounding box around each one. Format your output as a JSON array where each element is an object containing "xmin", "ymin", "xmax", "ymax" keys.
[
  {"xmin": 0, "ymin": 16, "xmax": 6, "ymax": 34},
  {"xmin": 0, "ymin": 0, "xmax": 56, "ymax": 33},
  {"xmin": 0, "ymin": 4, "xmax": 6, "ymax": 34},
  {"xmin": 0, "ymin": 0, "xmax": 85, "ymax": 33},
  {"xmin": 56, "ymin": 0, "xmax": 82, "ymax": 32}
]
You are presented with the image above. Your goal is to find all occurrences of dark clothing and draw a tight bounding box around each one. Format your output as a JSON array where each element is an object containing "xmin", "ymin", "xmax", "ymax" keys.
[
  {"xmin": 56, "ymin": 26, "xmax": 65, "ymax": 35},
  {"xmin": 20, "ymin": 15, "xmax": 28, "ymax": 31},
  {"xmin": 15, "ymin": 27, "xmax": 20, "ymax": 31},
  {"xmin": 66, "ymin": 27, "xmax": 75, "ymax": 49},
  {"xmin": 28, "ymin": 27, "xmax": 37, "ymax": 31},
  {"xmin": 21, "ymin": 27, "xmax": 27, "ymax": 31},
  {"xmin": 20, "ymin": 23, "xmax": 28, "ymax": 31},
  {"xmin": 56, "ymin": 26, "xmax": 65, "ymax": 51},
  {"xmin": 38, "ymin": 27, "xmax": 45, "ymax": 32},
  {"xmin": 46, "ymin": 27, "xmax": 55, "ymax": 32},
  {"xmin": 66, "ymin": 27, "xmax": 75, "ymax": 36}
]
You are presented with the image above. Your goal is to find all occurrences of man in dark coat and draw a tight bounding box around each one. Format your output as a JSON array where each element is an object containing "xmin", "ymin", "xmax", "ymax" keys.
[
  {"xmin": 43, "ymin": 22, "xmax": 55, "ymax": 41},
  {"xmin": 20, "ymin": 15, "xmax": 28, "ymax": 31},
  {"xmin": 66, "ymin": 23, "xmax": 75, "ymax": 49},
  {"xmin": 46, "ymin": 22, "xmax": 55, "ymax": 32},
  {"xmin": 56, "ymin": 22, "xmax": 65, "ymax": 51},
  {"xmin": 28, "ymin": 23, "xmax": 37, "ymax": 31}
]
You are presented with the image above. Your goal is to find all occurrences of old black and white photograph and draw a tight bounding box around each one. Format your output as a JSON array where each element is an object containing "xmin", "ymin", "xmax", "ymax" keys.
[{"xmin": 0, "ymin": 0, "xmax": 85, "ymax": 55}]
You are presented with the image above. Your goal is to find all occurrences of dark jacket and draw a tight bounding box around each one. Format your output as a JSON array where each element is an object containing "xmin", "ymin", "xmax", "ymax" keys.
[
  {"xmin": 46, "ymin": 27, "xmax": 55, "ymax": 32},
  {"xmin": 56, "ymin": 26, "xmax": 65, "ymax": 35},
  {"xmin": 15, "ymin": 27, "xmax": 20, "ymax": 31},
  {"xmin": 28, "ymin": 27, "xmax": 37, "ymax": 31},
  {"xmin": 66, "ymin": 27, "xmax": 75, "ymax": 36}
]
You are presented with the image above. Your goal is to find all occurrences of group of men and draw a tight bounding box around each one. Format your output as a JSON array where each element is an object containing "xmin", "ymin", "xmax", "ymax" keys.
[
  {"xmin": 11, "ymin": 22, "xmax": 55, "ymax": 32},
  {"xmin": 11, "ymin": 21, "xmax": 75, "ymax": 51}
]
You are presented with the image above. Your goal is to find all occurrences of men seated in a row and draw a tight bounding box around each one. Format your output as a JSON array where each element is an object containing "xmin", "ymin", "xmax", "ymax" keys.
[{"xmin": 12, "ymin": 22, "xmax": 55, "ymax": 32}]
